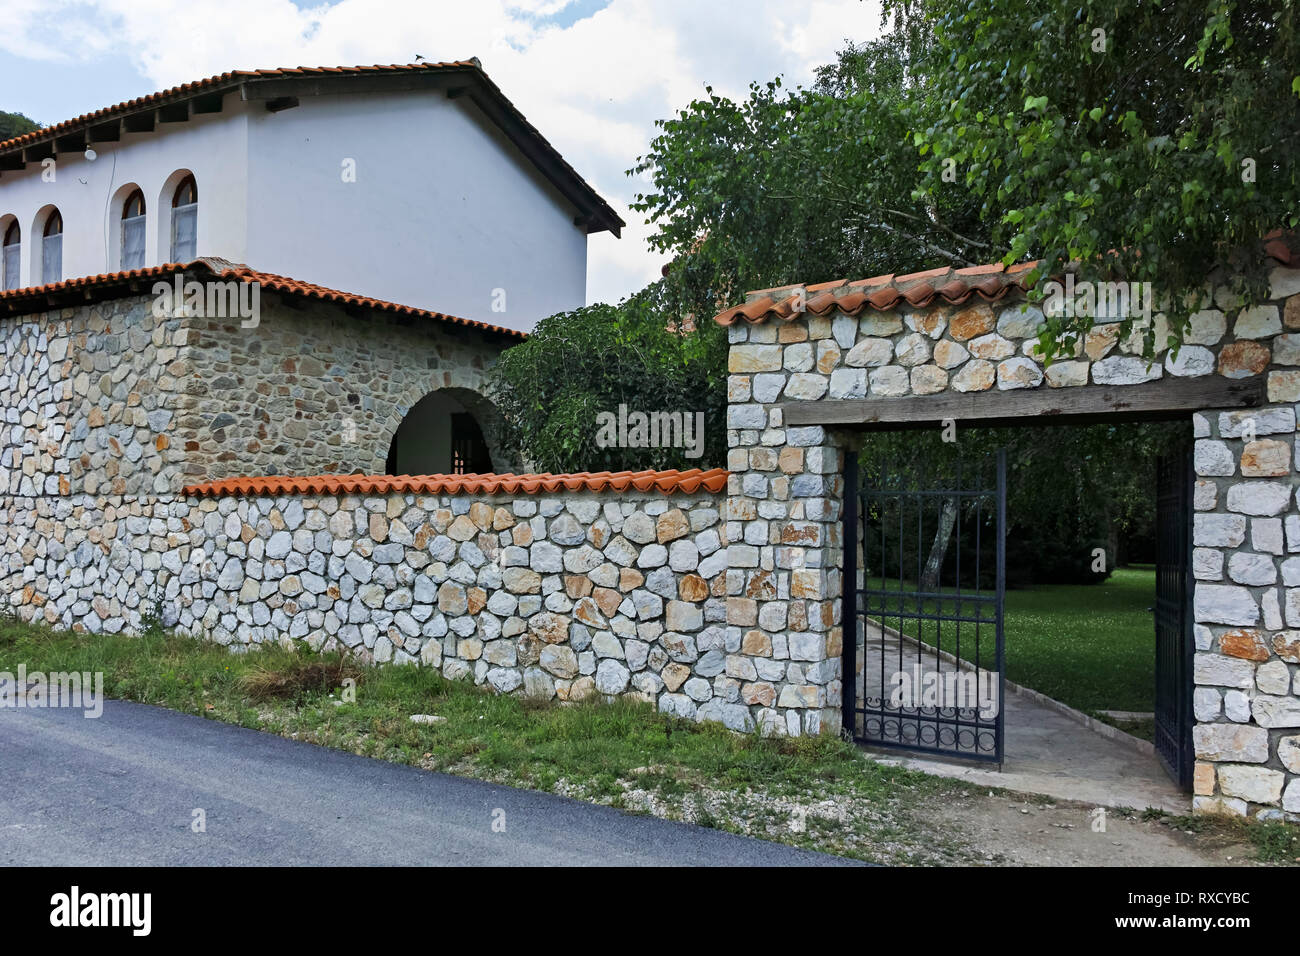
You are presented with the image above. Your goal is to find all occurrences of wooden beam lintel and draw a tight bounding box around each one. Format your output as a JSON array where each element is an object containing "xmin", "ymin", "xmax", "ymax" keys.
[{"xmin": 780, "ymin": 376, "xmax": 1267, "ymax": 430}]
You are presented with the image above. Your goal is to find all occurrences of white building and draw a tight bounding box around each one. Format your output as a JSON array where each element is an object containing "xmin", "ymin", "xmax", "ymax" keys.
[{"xmin": 0, "ymin": 60, "xmax": 621, "ymax": 332}]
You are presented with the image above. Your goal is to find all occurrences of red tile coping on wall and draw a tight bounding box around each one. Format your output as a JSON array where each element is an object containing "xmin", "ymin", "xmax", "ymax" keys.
[
  {"xmin": 0, "ymin": 258, "xmax": 526, "ymax": 339},
  {"xmin": 713, "ymin": 260, "xmax": 1045, "ymax": 327},
  {"xmin": 713, "ymin": 238, "xmax": 1298, "ymax": 327},
  {"xmin": 182, "ymin": 468, "xmax": 730, "ymax": 498}
]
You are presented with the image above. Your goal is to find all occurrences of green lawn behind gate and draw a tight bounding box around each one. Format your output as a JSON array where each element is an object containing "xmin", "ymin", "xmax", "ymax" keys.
[{"xmin": 863, "ymin": 566, "xmax": 1157, "ymax": 717}]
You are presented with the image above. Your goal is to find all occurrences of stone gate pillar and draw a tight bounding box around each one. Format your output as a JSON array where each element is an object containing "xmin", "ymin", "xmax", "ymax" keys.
[
  {"xmin": 1190, "ymin": 393, "xmax": 1300, "ymax": 817},
  {"xmin": 724, "ymin": 301, "xmax": 853, "ymax": 736}
]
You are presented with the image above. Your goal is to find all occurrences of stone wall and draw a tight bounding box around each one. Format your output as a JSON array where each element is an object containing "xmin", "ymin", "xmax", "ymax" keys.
[
  {"xmin": 10, "ymin": 261, "xmax": 1300, "ymax": 814},
  {"xmin": 179, "ymin": 295, "xmax": 513, "ymax": 486},
  {"xmin": 1190, "ymin": 405, "xmax": 1300, "ymax": 817},
  {"xmin": 1, "ymin": 297, "xmax": 189, "ymax": 499},
  {"xmin": 721, "ymin": 261, "xmax": 1300, "ymax": 817},
  {"xmin": 0, "ymin": 285, "xmax": 514, "ymax": 503},
  {"xmin": 0, "ymin": 281, "xmax": 761, "ymax": 728},
  {"xmin": 2, "ymin": 484, "xmax": 750, "ymax": 721}
]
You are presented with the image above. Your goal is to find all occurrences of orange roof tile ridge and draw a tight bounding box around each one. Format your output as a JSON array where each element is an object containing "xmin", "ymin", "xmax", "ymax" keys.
[
  {"xmin": 182, "ymin": 468, "xmax": 730, "ymax": 498},
  {"xmin": 714, "ymin": 235, "xmax": 1298, "ymax": 327},
  {"xmin": 0, "ymin": 260, "xmax": 526, "ymax": 339}
]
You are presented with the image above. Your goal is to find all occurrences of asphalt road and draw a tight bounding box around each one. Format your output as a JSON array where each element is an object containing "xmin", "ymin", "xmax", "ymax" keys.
[{"xmin": 0, "ymin": 699, "xmax": 855, "ymax": 866}]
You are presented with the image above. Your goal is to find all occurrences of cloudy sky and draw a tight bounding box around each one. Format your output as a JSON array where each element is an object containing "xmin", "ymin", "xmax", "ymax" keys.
[{"xmin": 0, "ymin": 0, "xmax": 884, "ymax": 305}]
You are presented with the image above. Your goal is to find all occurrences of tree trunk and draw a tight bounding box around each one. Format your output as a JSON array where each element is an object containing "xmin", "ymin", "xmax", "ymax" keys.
[{"xmin": 920, "ymin": 496, "xmax": 959, "ymax": 590}]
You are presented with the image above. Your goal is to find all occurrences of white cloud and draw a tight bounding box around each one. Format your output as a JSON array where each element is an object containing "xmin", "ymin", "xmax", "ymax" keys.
[{"xmin": 6, "ymin": 0, "xmax": 885, "ymax": 304}]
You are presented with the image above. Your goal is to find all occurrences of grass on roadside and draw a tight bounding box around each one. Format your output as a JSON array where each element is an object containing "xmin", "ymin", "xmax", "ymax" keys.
[
  {"xmin": 5, "ymin": 612, "xmax": 1293, "ymax": 865},
  {"xmin": 1142, "ymin": 807, "xmax": 1300, "ymax": 865},
  {"xmin": 0, "ymin": 614, "xmax": 986, "ymax": 864}
]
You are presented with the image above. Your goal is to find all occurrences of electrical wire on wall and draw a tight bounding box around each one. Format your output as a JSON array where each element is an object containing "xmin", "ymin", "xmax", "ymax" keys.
[{"xmin": 99, "ymin": 148, "xmax": 118, "ymax": 272}]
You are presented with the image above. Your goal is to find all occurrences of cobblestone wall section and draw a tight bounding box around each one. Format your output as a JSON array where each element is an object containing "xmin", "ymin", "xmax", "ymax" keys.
[
  {"xmin": 0, "ymin": 289, "xmax": 514, "ymax": 503},
  {"xmin": 179, "ymin": 296, "xmax": 511, "ymax": 484},
  {"xmin": 2, "ymin": 488, "xmax": 744, "ymax": 721},
  {"xmin": 0, "ymin": 298, "xmax": 190, "ymax": 499}
]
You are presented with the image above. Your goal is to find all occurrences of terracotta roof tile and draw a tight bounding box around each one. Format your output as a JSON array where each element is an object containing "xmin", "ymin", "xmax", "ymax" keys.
[
  {"xmin": 897, "ymin": 264, "xmax": 951, "ymax": 282},
  {"xmin": 183, "ymin": 469, "xmax": 729, "ymax": 498},
  {"xmin": 804, "ymin": 291, "xmax": 838, "ymax": 315},
  {"xmin": 714, "ymin": 236, "xmax": 1298, "ymax": 327},
  {"xmin": 0, "ymin": 258, "xmax": 526, "ymax": 339},
  {"xmin": 1263, "ymin": 230, "xmax": 1297, "ymax": 265},
  {"xmin": 712, "ymin": 259, "xmax": 1036, "ymax": 326},
  {"xmin": 955, "ymin": 262, "xmax": 1007, "ymax": 276}
]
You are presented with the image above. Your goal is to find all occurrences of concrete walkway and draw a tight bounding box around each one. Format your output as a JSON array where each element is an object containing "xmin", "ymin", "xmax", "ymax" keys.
[
  {"xmin": 855, "ymin": 622, "xmax": 1190, "ymax": 813},
  {"xmin": 0, "ymin": 699, "xmax": 857, "ymax": 867}
]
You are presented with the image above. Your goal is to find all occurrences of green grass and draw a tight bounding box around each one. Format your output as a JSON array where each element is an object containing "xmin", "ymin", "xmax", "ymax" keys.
[
  {"xmin": 4, "ymin": 609, "xmax": 1292, "ymax": 865},
  {"xmin": 866, "ymin": 566, "xmax": 1157, "ymax": 714},
  {"xmin": 0, "ymin": 612, "xmax": 983, "ymax": 864},
  {"xmin": 1003, "ymin": 567, "xmax": 1156, "ymax": 713},
  {"xmin": 1142, "ymin": 806, "xmax": 1300, "ymax": 864}
]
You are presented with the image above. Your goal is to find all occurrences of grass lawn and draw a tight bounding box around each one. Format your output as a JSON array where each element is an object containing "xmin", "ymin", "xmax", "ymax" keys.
[
  {"xmin": 866, "ymin": 566, "xmax": 1157, "ymax": 715},
  {"xmin": 1003, "ymin": 566, "xmax": 1156, "ymax": 715}
]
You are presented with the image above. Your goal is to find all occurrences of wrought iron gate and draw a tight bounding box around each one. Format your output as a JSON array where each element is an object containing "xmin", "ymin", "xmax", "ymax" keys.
[
  {"xmin": 1154, "ymin": 444, "xmax": 1195, "ymax": 791},
  {"xmin": 843, "ymin": 449, "xmax": 1006, "ymax": 763}
]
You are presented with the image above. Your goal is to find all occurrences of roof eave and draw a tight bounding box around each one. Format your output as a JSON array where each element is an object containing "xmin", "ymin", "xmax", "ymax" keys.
[
  {"xmin": 0, "ymin": 259, "xmax": 527, "ymax": 341},
  {"xmin": 0, "ymin": 64, "xmax": 624, "ymax": 237}
]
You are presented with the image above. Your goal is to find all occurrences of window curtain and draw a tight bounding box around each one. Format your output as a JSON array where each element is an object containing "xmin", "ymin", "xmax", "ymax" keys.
[
  {"xmin": 41, "ymin": 235, "xmax": 61, "ymax": 285},
  {"xmin": 1, "ymin": 243, "xmax": 18, "ymax": 290},
  {"xmin": 171, "ymin": 204, "xmax": 197, "ymax": 262},
  {"xmin": 121, "ymin": 215, "xmax": 146, "ymax": 270}
]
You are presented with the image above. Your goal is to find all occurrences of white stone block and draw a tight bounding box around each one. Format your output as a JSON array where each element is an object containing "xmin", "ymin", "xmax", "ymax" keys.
[{"xmin": 1193, "ymin": 651, "xmax": 1257, "ymax": 687}]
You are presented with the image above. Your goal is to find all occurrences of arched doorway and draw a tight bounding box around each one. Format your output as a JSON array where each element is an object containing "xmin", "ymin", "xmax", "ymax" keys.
[{"xmin": 385, "ymin": 388, "xmax": 501, "ymax": 476}]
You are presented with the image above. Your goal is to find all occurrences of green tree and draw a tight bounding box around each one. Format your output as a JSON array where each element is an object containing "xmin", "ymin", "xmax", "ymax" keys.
[
  {"xmin": 894, "ymin": 0, "xmax": 1300, "ymax": 359},
  {"xmin": 636, "ymin": 2, "xmax": 1299, "ymax": 357},
  {"xmin": 488, "ymin": 282, "xmax": 728, "ymax": 473},
  {"xmin": 863, "ymin": 422, "xmax": 1186, "ymax": 586},
  {"xmin": 0, "ymin": 110, "xmax": 39, "ymax": 140},
  {"xmin": 631, "ymin": 32, "xmax": 993, "ymax": 323}
]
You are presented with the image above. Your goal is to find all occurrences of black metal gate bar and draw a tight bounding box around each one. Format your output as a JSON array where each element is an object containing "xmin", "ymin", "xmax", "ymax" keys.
[
  {"xmin": 1154, "ymin": 444, "xmax": 1195, "ymax": 791},
  {"xmin": 844, "ymin": 448, "xmax": 1006, "ymax": 763},
  {"xmin": 995, "ymin": 448, "xmax": 1007, "ymax": 762},
  {"xmin": 841, "ymin": 453, "xmax": 858, "ymax": 737}
]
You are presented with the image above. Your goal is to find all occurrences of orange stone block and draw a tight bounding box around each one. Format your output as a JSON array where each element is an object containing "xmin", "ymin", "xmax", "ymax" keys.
[
  {"xmin": 949, "ymin": 304, "xmax": 995, "ymax": 341},
  {"xmin": 678, "ymin": 574, "xmax": 709, "ymax": 602},
  {"xmin": 1220, "ymin": 628, "xmax": 1270, "ymax": 661},
  {"xmin": 1218, "ymin": 341, "xmax": 1270, "ymax": 377}
]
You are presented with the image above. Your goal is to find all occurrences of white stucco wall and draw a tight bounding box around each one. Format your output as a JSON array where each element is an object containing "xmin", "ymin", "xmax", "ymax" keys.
[
  {"xmin": 0, "ymin": 105, "xmax": 249, "ymax": 282},
  {"xmin": 243, "ymin": 91, "xmax": 588, "ymax": 331},
  {"xmin": 0, "ymin": 87, "xmax": 591, "ymax": 331}
]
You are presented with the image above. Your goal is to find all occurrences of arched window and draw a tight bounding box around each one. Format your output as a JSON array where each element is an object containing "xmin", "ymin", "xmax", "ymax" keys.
[
  {"xmin": 170, "ymin": 175, "xmax": 197, "ymax": 262},
  {"xmin": 120, "ymin": 189, "xmax": 146, "ymax": 271},
  {"xmin": 41, "ymin": 210, "xmax": 62, "ymax": 285},
  {"xmin": 2, "ymin": 221, "xmax": 19, "ymax": 291}
]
